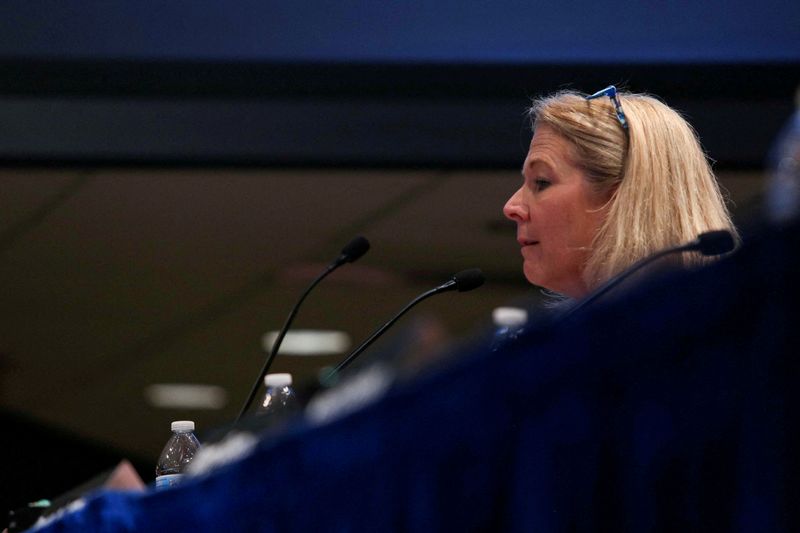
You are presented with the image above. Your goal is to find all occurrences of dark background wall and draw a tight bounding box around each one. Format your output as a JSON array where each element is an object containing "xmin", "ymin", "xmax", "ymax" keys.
[{"xmin": 1, "ymin": 0, "xmax": 799, "ymax": 168}]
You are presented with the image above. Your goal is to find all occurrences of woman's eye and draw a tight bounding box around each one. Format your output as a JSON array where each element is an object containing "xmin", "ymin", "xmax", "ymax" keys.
[{"xmin": 534, "ymin": 179, "xmax": 551, "ymax": 191}]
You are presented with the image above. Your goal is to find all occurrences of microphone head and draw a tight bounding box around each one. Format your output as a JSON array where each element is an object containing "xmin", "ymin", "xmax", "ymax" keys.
[
  {"xmin": 695, "ymin": 230, "xmax": 735, "ymax": 256},
  {"xmin": 452, "ymin": 268, "xmax": 485, "ymax": 292},
  {"xmin": 339, "ymin": 236, "xmax": 370, "ymax": 263}
]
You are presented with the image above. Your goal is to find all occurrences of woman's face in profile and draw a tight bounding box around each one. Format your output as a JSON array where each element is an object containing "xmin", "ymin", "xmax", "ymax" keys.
[{"xmin": 503, "ymin": 124, "xmax": 611, "ymax": 298}]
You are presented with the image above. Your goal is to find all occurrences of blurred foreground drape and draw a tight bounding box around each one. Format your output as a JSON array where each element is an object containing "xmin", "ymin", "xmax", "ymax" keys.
[{"xmin": 33, "ymin": 219, "xmax": 799, "ymax": 533}]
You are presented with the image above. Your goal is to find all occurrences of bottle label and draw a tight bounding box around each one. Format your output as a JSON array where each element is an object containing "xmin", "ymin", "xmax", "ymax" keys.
[{"xmin": 155, "ymin": 474, "xmax": 184, "ymax": 489}]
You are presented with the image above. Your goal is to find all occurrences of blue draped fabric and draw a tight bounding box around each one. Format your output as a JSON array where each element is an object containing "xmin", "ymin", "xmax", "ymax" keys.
[{"xmin": 34, "ymin": 220, "xmax": 800, "ymax": 532}]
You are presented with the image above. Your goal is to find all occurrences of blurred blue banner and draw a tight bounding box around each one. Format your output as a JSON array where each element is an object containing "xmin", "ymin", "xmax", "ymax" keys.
[{"xmin": 1, "ymin": 0, "xmax": 798, "ymax": 63}]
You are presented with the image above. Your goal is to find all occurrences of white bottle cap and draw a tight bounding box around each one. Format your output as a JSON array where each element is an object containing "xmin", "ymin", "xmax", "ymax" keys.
[
  {"xmin": 264, "ymin": 373, "xmax": 293, "ymax": 388},
  {"xmin": 492, "ymin": 307, "xmax": 528, "ymax": 328},
  {"xmin": 171, "ymin": 420, "xmax": 195, "ymax": 432}
]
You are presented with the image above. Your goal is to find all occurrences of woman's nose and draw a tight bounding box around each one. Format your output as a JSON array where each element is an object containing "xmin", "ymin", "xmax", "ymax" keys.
[{"xmin": 503, "ymin": 188, "xmax": 527, "ymax": 222}]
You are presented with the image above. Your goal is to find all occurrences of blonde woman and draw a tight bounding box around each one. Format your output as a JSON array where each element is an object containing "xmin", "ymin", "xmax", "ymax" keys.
[{"xmin": 503, "ymin": 86, "xmax": 737, "ymax": 299}]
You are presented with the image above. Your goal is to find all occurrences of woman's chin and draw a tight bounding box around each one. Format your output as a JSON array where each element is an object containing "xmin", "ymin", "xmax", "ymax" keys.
[
  {"xmin": 524, "ymin": 269, "xmax": 586, "ymax": 299},
  {"xmin": 522, "ymin": 267, "xmax": 546, "ymax": 289}
]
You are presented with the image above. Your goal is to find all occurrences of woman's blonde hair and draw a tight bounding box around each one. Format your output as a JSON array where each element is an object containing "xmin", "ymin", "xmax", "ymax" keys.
[{"xmin": 530, "ymin": 89, "xmax": 737, "ymax": 290}]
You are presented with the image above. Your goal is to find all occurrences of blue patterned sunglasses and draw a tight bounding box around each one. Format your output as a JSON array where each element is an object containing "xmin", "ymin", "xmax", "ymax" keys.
[{"xmin": 586, "ymin": 85, "xmax": 628, "ymax": 130}]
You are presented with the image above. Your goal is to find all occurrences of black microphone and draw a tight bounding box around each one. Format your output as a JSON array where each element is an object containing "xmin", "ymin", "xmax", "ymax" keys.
[
  {"xmin": 235, "ymin": 236, "xmax": 370, "ymax": 422},
  {"xmin": 323, "ymin": 268, "xmax": 485, "ymax": 381},
  {"xmin": 692, "ymin": 230, "xmax": 736, "ymax": 256},
  {"xmin": 563, "ymin": 229, "xmax": 735, "ymax": 319},
  {"xmin": 335, "ymin": 236, "xmax": 371, "ymax": 266}
]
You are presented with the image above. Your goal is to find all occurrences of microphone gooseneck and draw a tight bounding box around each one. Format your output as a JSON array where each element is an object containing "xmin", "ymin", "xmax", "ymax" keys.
[
  {"xmin": 563, "ymin": 230, "xmax": 735, "ymax": 320},
  {"xmin": 324, "ymin": 268, "xmax": 485, "ymax": 381},
  {"xmin": 235, "ymin": 236, "xmax": 370, "ymax": 423}
]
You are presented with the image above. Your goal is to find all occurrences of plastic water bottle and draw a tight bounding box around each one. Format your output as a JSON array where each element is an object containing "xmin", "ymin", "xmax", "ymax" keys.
[
  {"xmin": 490, "ymin": 307, "xmax": 528, "ymax": 352},
  {"xmin": 155, "ymin": 420, "xmax": 201, "ymax": 489},
  {"xmin": 766, "ymin": 86, "xmax": 800, "ymax": 223},
  {"xmin": 256, "ymin": 373, "xmax": 299, "ymax": 419}
]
